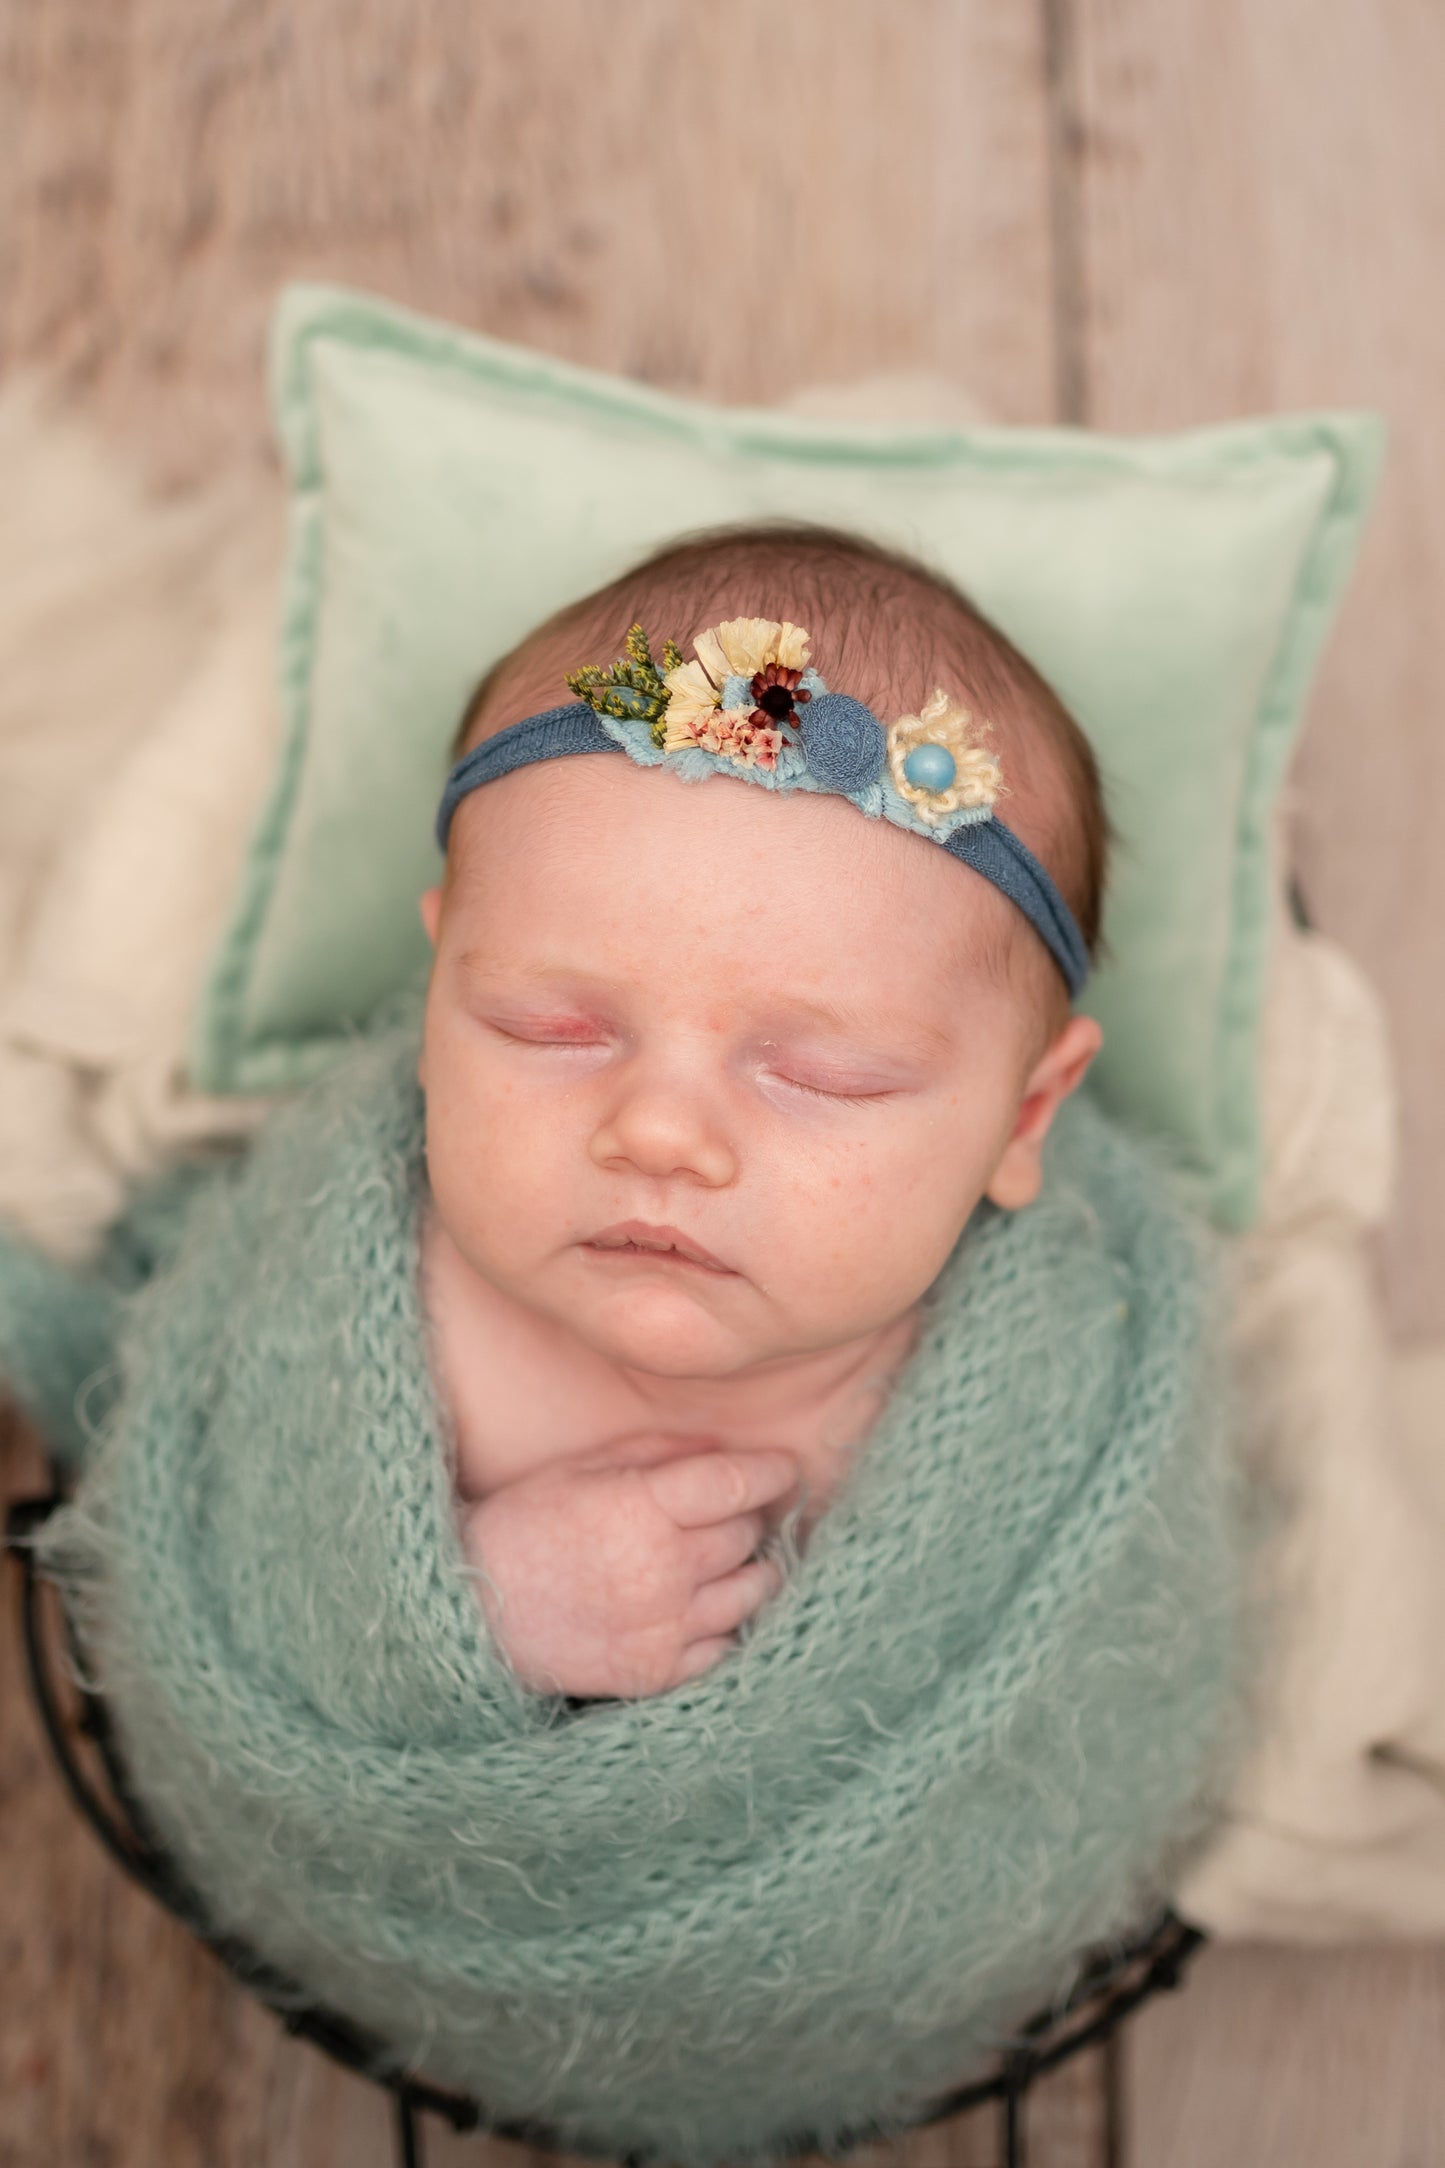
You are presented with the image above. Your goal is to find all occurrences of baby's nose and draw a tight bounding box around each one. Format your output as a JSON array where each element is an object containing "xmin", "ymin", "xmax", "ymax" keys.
[{"xmin": 588, "ymin": 1064, "xmax": 738, "ymax": 1188}]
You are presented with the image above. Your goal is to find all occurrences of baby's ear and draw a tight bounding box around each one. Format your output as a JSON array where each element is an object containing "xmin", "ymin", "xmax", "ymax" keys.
[
  {"xmin": 985, "ymin": 1012, "xmax": 1103, "ymax": 1212},
  {"xmin": 419, "ymin": 885, "xmax": 443, "ymax": 947}
]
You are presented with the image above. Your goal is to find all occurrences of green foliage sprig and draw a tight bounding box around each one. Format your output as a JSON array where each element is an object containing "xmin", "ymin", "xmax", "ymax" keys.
[{"xmin": 566, "ymin": 623, "xmax": 685, "ymax": 744}]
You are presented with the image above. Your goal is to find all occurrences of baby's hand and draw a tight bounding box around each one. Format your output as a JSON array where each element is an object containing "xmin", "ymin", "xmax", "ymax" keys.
[{"xmin": 461, "ymin": 1431, "xmax": 797, "ymax": 1700}]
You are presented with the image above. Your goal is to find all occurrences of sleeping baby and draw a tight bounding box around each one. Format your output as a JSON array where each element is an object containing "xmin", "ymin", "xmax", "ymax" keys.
[
  {"xmin": 418, "ymin": 522, "xmax": 1109, "ymax": 1702},
  {"xmin": 2, "ymin": 519, "xmax": 1246, "ymax": 2161}
]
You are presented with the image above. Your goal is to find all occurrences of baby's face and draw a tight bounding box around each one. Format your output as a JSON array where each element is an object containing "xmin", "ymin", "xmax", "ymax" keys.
[{"xmin": 420, "ymin": 754, "xmax": 1082, "ymax": 1381}]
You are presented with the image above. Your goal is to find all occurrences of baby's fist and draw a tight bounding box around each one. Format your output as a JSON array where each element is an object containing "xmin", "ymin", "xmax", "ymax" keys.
[{"xmin": 462, "ymin": 1434, "xmax": 796, "ymax": 1699}]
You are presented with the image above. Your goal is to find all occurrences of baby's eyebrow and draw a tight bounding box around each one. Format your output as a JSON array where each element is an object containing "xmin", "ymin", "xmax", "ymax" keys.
[
  {"xmin": 454, "ymin": 954, "xmax": 665, "ymax": 1024},
  {"xmin": 763, "ymin": 994, "xmax": 955, "ymax": 1061},
  {"xmin": 454, "ymin": 954, "xmax": 571, "ymax": 990}
]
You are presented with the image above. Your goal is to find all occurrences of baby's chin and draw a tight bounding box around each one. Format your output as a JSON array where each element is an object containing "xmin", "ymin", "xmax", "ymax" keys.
[
  {"xmin": 564, "ymin": 1278, "xmax": 768, "ymax": 1379},
  {"xmin": 563, "ymin": 1283, "xmax": 766, "ymax": 1370}
]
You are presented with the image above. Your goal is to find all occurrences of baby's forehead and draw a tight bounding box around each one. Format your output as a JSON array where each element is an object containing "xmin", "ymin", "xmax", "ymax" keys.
[{"xmin": 446, "ymin": 752, "xmax": 1027, "ymax": 1024}]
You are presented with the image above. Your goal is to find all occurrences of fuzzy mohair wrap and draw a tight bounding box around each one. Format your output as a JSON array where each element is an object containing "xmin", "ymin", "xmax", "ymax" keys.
[{"xmin": 1, "ymin": 1000, "xmax": 1248, "ymax": 2167}]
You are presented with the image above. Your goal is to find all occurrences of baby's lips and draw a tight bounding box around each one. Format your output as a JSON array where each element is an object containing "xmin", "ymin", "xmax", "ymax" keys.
[{"xmin": 586, "ymin": 1220, "xmax": 732, "ymax": 1272}]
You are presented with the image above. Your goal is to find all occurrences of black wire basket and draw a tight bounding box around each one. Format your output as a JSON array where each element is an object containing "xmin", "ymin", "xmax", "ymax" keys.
[{"xmin": 6, "ymin": 1485, "xmax": 1206, "ymax": 2168}]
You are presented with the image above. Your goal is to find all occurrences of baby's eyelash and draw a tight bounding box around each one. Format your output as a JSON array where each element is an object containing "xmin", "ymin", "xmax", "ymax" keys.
[
  {"xmin": 779, "ymin": 1076, "xmax": 892, "ymax": 1105},
  {"xmin": 491, "ymin": 1025, "xmax": 603, "ymax": 1047}
]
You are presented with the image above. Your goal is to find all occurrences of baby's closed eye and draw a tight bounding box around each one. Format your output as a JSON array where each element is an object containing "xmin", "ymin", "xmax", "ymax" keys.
[{"xmin": 769, "ymin": 1072, "xmax": 897, "ymax": 1104}]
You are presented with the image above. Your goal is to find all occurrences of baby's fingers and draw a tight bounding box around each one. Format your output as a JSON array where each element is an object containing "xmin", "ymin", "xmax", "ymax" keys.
[
  {"xmin": 674, "ymin": 1636, "xmax": 737, "ymax": 1685},
  {"xmin": 687, "ymin": 1509, "xmax": 767, "ymax": 1583},
  {"xmin": 686, "ymin": 1558, "xmax": 785, "ymax": 1642},
  {"xmin": 644, "ymin": 1448, "xmax": 798, "ymax": 1530}
]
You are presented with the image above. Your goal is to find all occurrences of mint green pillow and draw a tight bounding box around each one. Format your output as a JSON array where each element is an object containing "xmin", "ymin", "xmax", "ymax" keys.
[{"xmin": 190, "ymin": 281, "xmax": 1383, "ymax": 1229}]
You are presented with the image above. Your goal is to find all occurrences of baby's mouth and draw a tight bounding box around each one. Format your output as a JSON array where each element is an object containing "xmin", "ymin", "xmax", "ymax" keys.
[{"xmin": 584, "ymin": 1222, "xmax": 735, "ymax": 1274}]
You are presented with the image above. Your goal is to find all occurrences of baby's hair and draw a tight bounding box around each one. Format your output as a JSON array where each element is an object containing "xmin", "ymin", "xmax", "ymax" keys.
[{"xmin": 453, "ymin": 521, "xmax": 1113, "ymax": 990}]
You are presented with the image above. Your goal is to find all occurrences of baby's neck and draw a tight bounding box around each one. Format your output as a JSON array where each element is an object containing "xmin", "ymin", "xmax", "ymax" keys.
[{"xmin": 610, "ymin": 1313, "xmax": 922, "ymax": 1444}]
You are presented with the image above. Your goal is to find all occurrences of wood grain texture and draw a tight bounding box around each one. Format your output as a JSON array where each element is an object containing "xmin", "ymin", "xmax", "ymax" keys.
[
  {"xmin": 1062, "ymin": 0, "xmax": 1445, "ymax": 1340},
  {"xmin": 1127, "ymin": 1938, "xmax": 1445, "ymax": 2166},
  {"xmin": 0, "ymin": 0, "xmax": 1059, "ymax": 484}
]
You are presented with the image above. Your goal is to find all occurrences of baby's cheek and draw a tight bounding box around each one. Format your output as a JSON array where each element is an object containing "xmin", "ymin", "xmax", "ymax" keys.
[
  {"xmin": 800, "ymin": 1140, "xmax": 979, "ymax": 1304},
  {"xmin": 780, "ymin": 1167, "xmax": 904, "ymax": 1305},
  {"xmin": 429, "ymin": 1098, "xmax": 553, "ymax": 1263}
]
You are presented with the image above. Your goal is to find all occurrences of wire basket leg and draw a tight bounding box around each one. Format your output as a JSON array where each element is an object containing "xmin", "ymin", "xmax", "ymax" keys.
[
  {"xmin": 1000, "ymin": 2057, "xmax": 1028, "ymax": 2168},
  {"xmin": 395, "ymin": 2088, "xmax": 424, "ymax": 2168},
  {"xmin": 1102, "ymin": 2024, "xmax": 1125, "ymax": 2168}
]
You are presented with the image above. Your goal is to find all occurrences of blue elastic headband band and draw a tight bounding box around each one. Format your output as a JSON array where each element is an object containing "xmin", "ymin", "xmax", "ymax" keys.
[{"xmin": 436, "ymin": 698, "xmax": 1090, "ymax": 999}]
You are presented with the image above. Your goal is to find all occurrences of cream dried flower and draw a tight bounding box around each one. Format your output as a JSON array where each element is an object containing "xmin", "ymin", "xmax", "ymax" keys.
[
  {"xmin": 660, "ymin": 659, "xmax": 722, "ymax": 745},
  {"xmin": 694, "ymin": 618, "xmax": 810, "ymax": 684}
]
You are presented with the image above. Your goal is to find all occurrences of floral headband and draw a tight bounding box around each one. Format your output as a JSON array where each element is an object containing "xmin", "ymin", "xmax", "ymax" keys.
[{"xmin": 435, "ymin": 617, "xmax": 1089, "ymax": 997}]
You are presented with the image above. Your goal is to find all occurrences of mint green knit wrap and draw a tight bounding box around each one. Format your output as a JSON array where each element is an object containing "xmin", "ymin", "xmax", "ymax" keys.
[{"xmin": 4, "ymin": 1004, "xmax": 1246, "ymax": 2167}]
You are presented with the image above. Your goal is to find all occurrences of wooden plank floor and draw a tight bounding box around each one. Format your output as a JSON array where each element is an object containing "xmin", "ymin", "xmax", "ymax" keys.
[
  {"xmin": 1127, "ymin": 1937, "xmax": 1445, "ymax": 2167},
  {"xmin": 1, "ymin": 4, "xmax": 1443, "ymax": 2162}
]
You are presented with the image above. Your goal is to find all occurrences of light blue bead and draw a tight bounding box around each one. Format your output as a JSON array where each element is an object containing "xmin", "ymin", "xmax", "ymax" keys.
[{"xmin": 904, "ymin": 742, "xmax": 956, "ymax": 792}]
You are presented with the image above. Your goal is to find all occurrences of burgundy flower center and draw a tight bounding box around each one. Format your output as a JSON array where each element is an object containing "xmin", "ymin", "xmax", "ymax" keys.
[{"xmin": 749, "ymin": 663, "xmax": 811, "ymax": 728}]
